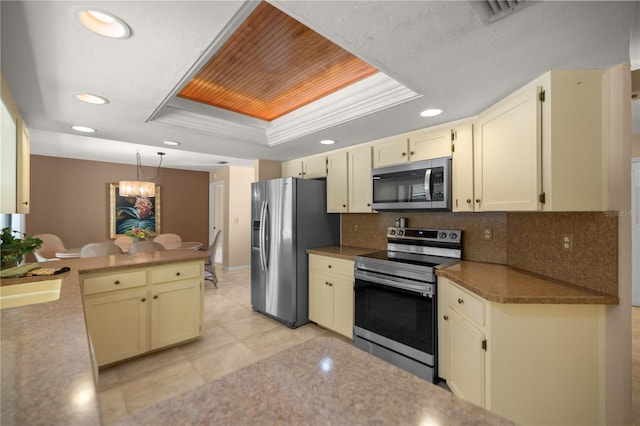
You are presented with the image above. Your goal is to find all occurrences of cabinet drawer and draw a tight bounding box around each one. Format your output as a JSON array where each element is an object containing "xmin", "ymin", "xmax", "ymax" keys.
[
  {"xmin": 83, "ymin": 270, "xmax": 147, "ymax": 295},
  {"xmin": 150, "ymin": 261, "xmax": 201, "ymax": 284},
  {"xmin": 448, "ymin": 283, "xmax": 485, "ymax": 327},
  {"xmin": 309, "ymin": 254, "xmax": 353, "ymax": 277}
]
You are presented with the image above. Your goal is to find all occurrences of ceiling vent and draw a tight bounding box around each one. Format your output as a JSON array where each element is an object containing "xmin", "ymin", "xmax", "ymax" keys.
[{"xmin": 468, "ymin": 0, "xmax": 533, "ymax": 24}]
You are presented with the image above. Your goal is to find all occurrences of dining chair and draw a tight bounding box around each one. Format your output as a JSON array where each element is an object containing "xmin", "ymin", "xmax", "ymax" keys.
[
  {"xmin": 153, "ymin": 233, "xmax": 182, "ymax": 250},
  {"xmin": 113, "ymin": 235, "xmax": 135, "ymax": 253},
  {"xmin": 204, "ymin": 230, "xmax": 222, "ymax": 288},
  {"xmin": 33, "ymin": 234, "xmax": 65, "ymax": 262},
  {"xmin": 128, "ymin": 241, "xmax": 166, "ymax": 255},
  {"xmin": 80, "ymin": 242, "xmax": 123, "ymax": 258}
]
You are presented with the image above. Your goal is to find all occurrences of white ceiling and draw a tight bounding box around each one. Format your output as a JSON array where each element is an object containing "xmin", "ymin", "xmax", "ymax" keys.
[{"xmin": 1, "ymin": 1, "xmax": 638, "ymax": 172}]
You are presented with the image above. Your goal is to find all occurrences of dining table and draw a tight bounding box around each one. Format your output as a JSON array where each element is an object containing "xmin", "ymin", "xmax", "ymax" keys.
[{"xmin": 55, "ymin": 241, "xmax": 203, "ymax": 259}]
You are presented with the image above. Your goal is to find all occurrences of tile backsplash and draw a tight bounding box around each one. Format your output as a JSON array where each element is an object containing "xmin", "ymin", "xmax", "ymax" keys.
[{"xmin": 341, "ymin": 211, "xmax": 617, "ymax": 296}]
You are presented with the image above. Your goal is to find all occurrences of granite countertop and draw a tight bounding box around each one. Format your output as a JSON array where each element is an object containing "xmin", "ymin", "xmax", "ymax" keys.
[
  {"xmin": 437, "ymin": 261, "xmax": 619, "ymax": 305},
  {"xmin": 115, "ymin": 336, "xmax": 513, "ymax": 426},
  {"xmin": 0, "ymin": 250, "xmax": 208, "ymax": 426},
  {"xmin": 306, "ymin": 245, "xmax": 376, "ymax": 261}
]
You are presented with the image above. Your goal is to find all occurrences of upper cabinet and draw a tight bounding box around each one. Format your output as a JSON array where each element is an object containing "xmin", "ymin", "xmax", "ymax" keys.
[
  {"xmin": 282, "ymin": 154, "xmax": 327, "ymax": 179},
  {"xmin": 451, "ymin": 123, "xmax": 474, "ymax": 212},
  {"xmin": 372, "ymin": 127, "xmax": 453, "ymax": 168},
  {"xmin": 472, "ymin": 69, "xmax": 606, "ymax": 212},
  {"xmin": 1, "ymin": 73, "xmax": 30, "ymax": 214},
  {"xmin": 326, "ymin": 146, "xmax": 373, "ymax": 214}
]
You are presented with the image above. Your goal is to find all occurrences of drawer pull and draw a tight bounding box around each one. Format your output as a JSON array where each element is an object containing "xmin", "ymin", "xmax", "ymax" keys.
[
  {"xmin": 457, "ymin": 298, "xmax": 464, "ymax": 304},
  {"xmin": 328, "ymin": 265, "xmax": 332, "ymax": 269},
  {"xmin": 176, "ymin": 272, "xmax": 181, "ymax": 276},
  {"xmin": 153, "ymin": 295, "xmax": 158, "ymax": 299},
  {"xmin": 443, "ymin": 315, "xmax": 449, "ymax": 321},
  {"xmin": 114, "ymin": 280, "xmax": 120, "ymax": 285},
  {"xmin": 141, "ymin": 298, "xmax": 146, "ymax": 302}
]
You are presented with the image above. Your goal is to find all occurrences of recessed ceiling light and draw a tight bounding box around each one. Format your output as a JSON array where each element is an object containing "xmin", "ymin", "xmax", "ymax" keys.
[
  {"xmin": 73, "ymin": 93, "xmax": 109, "ymax": 105},
  {"xmin": 419, "ymin": 108, "xmax": 443, "ymax": 117},
  {"xmin": 162, "ymin": 140, "xmax": 181, "ymax": 146},
  {"xmin": 320, "ymin": 139, "xmax": 336, "ymax": 145},
  {"xmin": 77, "ymin": 9, "xmax": 131, "ymax": 39},
  {"xmin": 71, "ymin": 125, "xmax": 96, "ymax": 133}
]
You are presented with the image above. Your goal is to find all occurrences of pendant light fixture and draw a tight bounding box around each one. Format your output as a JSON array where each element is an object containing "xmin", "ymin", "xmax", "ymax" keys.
[{"xmin": 119, "ymin": 152, "xmax": 165, "ymax": 197}]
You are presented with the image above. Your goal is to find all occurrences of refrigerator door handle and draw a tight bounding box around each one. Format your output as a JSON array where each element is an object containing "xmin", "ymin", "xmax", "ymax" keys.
[
  {"xmin": 259, "ymin": 201, "xmax": 266, "ymax": 271},
  {"xmin": 263, "ymin": 201, "xmax": 270, "ymax": 269}
]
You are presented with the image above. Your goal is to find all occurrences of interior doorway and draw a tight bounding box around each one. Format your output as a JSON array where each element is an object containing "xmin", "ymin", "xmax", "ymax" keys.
[
  {"xmin": 633, "ymin": 158, "xmax": 640, "ymax": 306},
  {"xmin": 209, "ymin": 181, "xmax": 224, "ymax": 265}
]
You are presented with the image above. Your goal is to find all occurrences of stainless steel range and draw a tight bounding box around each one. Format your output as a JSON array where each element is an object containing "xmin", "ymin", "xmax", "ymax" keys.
[{"xmin": 353, "ymin": 227, "xmax": 462, "ymax": 382}]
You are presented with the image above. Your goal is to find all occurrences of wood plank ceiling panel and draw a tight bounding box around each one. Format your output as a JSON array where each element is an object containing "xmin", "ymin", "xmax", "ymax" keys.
[{"xmin": 178, "ymin": 2, "xmax": 378, "ymax": 122}]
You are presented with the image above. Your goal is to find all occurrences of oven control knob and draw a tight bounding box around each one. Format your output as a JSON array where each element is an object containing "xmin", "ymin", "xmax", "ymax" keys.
[
  {"xmin": 398, "ymin": 230, "xmax": 404, "ymax": 236},
  {"xmin": 449, "ymin": 232, "xmax": 458, "ymax": 240},
  {"xmin": 439, "ymin": 232, "xmax": 447, "ymax": 239},
  {"xmin": 389, "ymin": 229, "xmax": 396, "ymax": 236}
]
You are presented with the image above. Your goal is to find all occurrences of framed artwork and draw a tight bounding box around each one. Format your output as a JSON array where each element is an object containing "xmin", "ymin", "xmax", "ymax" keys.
[{"xmin": 109, "ymin": 183, "xmax": 161, "ymax": 238}]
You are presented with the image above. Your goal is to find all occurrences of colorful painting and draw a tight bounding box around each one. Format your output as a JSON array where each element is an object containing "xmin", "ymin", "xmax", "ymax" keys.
[{"xmin": 109, "ymin": 183, "xmax": 161, "ymax": 238}]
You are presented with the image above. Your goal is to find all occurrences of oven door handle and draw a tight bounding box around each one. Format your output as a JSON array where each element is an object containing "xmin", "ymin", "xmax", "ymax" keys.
[{"xmin": 355, "ymin": 269, "xmax": 434, "ymax": 297}]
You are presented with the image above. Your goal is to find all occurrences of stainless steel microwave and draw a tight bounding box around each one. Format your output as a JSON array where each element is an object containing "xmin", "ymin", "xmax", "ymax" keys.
[{"xmin": 371, "ymin": 157, "xmax": 451, "ymax": 211}]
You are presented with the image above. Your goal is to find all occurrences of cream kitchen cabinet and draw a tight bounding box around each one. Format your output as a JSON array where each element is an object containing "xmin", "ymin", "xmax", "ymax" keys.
[
  {"xmin": 451, "ymin": 124, "xmax": 475, "ymax": 212},
  {"xmin": 282, "ymin": 154, "xmax": 326, "ymax": 179},
  {"xmin": 326, "ymin": 146, "xmax": 373, "ymax": 213},
  {"xmin": 326, "ymin": 151, "xmax": 348, "ymax": 213},
  {"xmin": 347, "ymin": 146, "xmax": 373, "ymax": 212},
  {"xmin": 438, "ymin": 276, "xmax": 606, "ymax": 426},
  {"xmin": 372, "ymin": 127, "xmax": 452, "ymax": 168},
  {"xmin": 81, "ymin": 261, "xmax": 204, "ymax": 366},
  {"xmin": 1, "ymin": 73, "xmax": 30, "ymax": 214},
  {"xmin": 308, "ymin": 254, "xmax": 354, "ymax": 338},
  {"xmin": 473, "ymin": 69, "xmax": 606, "ymax": 212}
]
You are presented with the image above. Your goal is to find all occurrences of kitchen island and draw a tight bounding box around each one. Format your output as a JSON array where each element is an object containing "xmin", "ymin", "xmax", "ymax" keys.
[
  {"xmin": 0, "ymin": 250, "xmax": 208, "ymax": 426},
  {"xmin": 114, "ymin": 336, "xmax": 513, "ymax": 425}
]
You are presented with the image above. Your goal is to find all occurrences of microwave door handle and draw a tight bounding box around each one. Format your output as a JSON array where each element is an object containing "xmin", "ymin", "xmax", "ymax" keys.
[{"xmin": 424, "ymin": 169, "xmax": 432, "ymax": 201}]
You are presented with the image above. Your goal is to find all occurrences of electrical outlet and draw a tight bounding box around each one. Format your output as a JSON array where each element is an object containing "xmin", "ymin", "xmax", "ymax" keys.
[
  {"xmin": 562, "ymin": 234, "xmax": 573, "ymax": 252},
  {"xmin": 483, "ymin": 228, "xmax": 493, "ymax": 241}
]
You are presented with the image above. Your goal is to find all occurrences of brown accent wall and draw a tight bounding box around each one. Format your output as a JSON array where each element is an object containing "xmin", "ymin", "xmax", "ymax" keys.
[
  {"xmin": 26, "ymin": 155, "xmax": 209, "ymax": 251},
  {"xmin": 342, "ymin": 210, "xmax": 617, "ymax": 296}
]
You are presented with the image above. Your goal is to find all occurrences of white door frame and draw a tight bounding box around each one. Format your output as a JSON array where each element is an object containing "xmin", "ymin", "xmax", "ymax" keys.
[{"xmin": 209, "ymin": 181, "xmax": 224, "ymax": 246}]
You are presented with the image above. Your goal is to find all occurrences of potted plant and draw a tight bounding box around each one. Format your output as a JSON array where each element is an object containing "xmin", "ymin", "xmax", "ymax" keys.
[{"xmin": 1, "ymin": 227, "xmax": 43, "ymax": 269}]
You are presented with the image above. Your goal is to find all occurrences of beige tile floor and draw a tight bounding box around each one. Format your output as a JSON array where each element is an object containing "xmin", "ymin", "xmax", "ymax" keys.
[{"xmin": 96, "ymin": 266, "xmax": 333, "ymax": 425}]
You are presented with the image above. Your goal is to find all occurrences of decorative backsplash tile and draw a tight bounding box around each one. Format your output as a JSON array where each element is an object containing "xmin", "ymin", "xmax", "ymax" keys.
[{"xmin": 341, "ymin": 210, "xmax": 617, "ymax": 296}]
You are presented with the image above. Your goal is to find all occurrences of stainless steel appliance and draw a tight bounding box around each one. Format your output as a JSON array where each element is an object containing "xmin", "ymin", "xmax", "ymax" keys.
[
  {"xmin": 251, "ymin": 177, "xmax": 340, "ymax": 328},
  {"xmin": 353, "ymin": 227, "xmax": 462, "ymax": 382},
  {"xmin": 371, "ymin": 157, "xmax": 451, "ymax": 211}
]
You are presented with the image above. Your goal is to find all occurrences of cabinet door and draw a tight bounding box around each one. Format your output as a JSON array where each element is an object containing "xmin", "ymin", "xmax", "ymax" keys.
[
  {"xmin": 326, "ymin": 152, "xmax": 348, "ymax": 213},
  {"xmin": 348, "ymin": 146, "xmax": 373, "ymax": 213},
  {"xmin": 282, "ymin": 160, "xmax": 302, "ymax": 178},
  {"xmin": 151, "ymin": 279, "xmax": 201, "ymax": 349},
  {"xmin": 308, "ymin": 272, "xmax": 333, "ymax": 328},
  {"xmin": 84, "ymin": 287, "xmax": 148, "ymax": 366},
  {"xmin": 331, "ymin": 274, "xmax": 354, "ymax": 338},
  {"xmin": 448, "ymin": 308, "xmax": 486, "ymax": 407},
  {"xmin": 408, "ymin": 128, "xmax": 451, "ymax": 162},
  {"xmin": 474, "ymin": 86, "xmax": 542, "ymax": 211},
  {"xmin": 372, "ymin": 136, "xmax": 409, "ymax": 168},
  {"xmin": 0, "ymin": 100, "xmax": 17, "ymax": 213},
  {"xmin": 452, "ymin": 124, "xmax": 474, "ymax": 212},
  {"xmin": 302, "ymin": 155, "xmax": 327, "ymax": 179},
  {"xmin": 16, "ymin": 119, "xmax": 29, "ymax": 214}
]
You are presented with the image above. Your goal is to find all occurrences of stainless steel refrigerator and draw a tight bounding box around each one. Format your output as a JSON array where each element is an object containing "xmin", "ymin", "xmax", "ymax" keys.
[{"xmin": 251, "ymin": 177, "xmax": 340, "ymax": 328}]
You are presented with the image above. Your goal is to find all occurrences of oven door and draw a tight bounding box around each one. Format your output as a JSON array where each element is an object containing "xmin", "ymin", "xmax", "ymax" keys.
[{"xmin": 353, "ymin": 269, "xmax": 436, "ymax": 366}]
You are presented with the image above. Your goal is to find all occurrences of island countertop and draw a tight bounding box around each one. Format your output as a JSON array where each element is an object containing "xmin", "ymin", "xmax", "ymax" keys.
[
  {"xmin": 0, "ymin": 250, "xmax": 208, "ymax": 426},
  {"xmin": 115, "ymin": 336, "xmax": 513, "ymax": 426},
  {"xmin": 437, "ymin": 260, "xmax": 619, "ymax": 304}
]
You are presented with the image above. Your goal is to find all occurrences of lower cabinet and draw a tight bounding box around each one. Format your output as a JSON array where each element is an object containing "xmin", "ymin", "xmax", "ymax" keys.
[
  {"xmin": 438, "ymin": 276, "xmax": 606, "ymax": 426},
  {"xmin": 308, "ymin": 254, "xmax": 354, "ymax": 338},
  {"xmin": 81, "ymin": 261, "xmax": 204, "ymax": 366}
]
